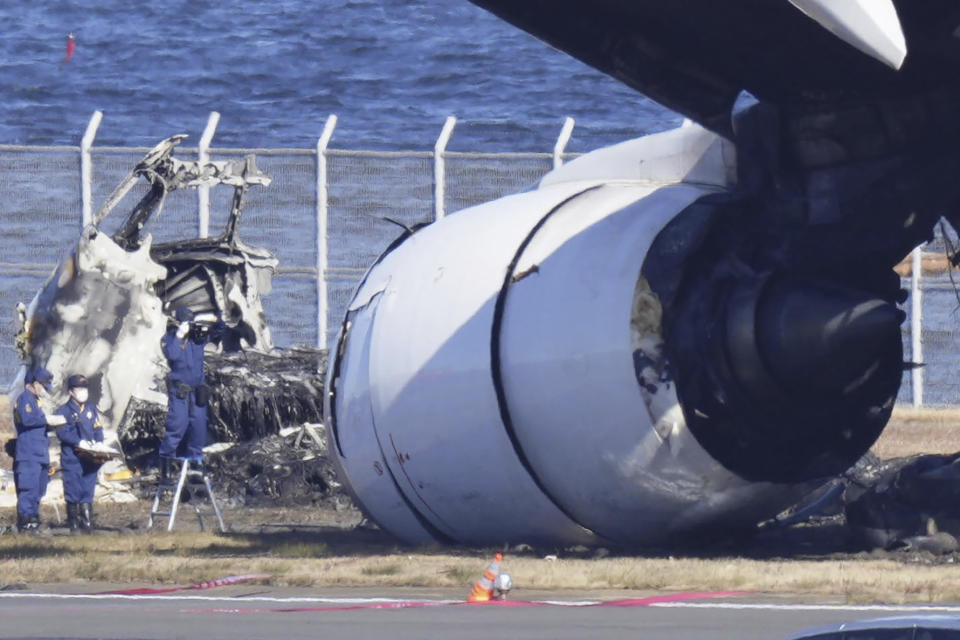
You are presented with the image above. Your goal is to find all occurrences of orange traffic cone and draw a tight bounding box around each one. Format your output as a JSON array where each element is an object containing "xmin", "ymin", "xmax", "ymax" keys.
[{"xmin": 466, "ymin": 552, "xmax": 502, "ymax": 602}]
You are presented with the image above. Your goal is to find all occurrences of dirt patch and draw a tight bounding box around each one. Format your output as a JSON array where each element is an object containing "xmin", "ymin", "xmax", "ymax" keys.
[
  {"xmin": 14, "ymin": 501, "xmax": 367, "ymax": 536},
  {"xmin": 874, "ymin": 407, "xmax": 960, "ymax": 458}
]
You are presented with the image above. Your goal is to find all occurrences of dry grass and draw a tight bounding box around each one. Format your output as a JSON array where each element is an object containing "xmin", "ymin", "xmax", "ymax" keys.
[
  {"xmin": 3, "ymin": 396, "xmax": 960, "ymax": 599},
  {"xmin": 3, "ymin": 531, "xmax": 960, "ymax": 602}
]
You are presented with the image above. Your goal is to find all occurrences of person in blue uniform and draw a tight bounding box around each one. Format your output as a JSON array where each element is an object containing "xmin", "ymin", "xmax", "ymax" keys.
[
  {"xmin": 13, "ymin": 367, "xmax": 67, "ymax": 532},
  {"xmin": 55, "ymin": 374, "xmax": 103, "ymax": 531},
  {"xmin": 159, "ymin": 307, "xmax": 223, "ymax": 481}
]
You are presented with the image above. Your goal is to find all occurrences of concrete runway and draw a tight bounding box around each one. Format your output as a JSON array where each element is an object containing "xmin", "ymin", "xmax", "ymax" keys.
[{"xmin": 2, "ymin": 588, "xmax": 960, "ymax": 640}]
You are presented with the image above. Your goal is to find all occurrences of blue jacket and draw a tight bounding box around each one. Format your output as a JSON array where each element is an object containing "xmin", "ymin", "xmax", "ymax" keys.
[
  {"xmin": 161, "ymin": 320, "xmax": 223, "ymax": 387},
  {"xmin": 56, "ymin": 399, "xmax": 103, "ymax": 471},
  {"xmin": 14, "ymin": 389, "xmax": 51, "ymax": 464}
]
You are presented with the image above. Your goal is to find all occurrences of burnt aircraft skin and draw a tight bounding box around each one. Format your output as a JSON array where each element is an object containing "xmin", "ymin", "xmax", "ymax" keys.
[
  {"xmin": 101, "ymin": 136, "xmax": 277, "ymax": 353},
  {"xmin": 327, "ymin": 2, "xmax": 955, "ymax": 546},
  {"xmin": 15, "ymin": 136, "xmax": 277, "ymax": 446},
  {"xmin": 15, "ymin": 222, "xmax": 168, "ymax": 440}
]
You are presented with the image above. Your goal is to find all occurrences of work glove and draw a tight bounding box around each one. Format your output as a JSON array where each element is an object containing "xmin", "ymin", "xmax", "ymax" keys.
[
  {"xmin": 46, "ymin": 414, "xmax": 67, "ymax": 427},
  {"xmin": 176, "ymin": 321, "xmax": 190, "ymax": 339},
  {"xmin": 194, "ymin": 312, "xmax": 217, "ymax": 323}
]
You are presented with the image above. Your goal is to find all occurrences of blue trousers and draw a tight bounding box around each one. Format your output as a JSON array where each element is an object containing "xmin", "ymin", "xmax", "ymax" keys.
[
  {"xmin": 160, "ymin": 391, "xmax": 207, "ymax": 460},
  {"xmin": 62, "ymin": 461, "xmax": 98, "ymax": 504},
  {"xmin": 15, "ymin": 461, "xmax": 49, "ymax": 518}
]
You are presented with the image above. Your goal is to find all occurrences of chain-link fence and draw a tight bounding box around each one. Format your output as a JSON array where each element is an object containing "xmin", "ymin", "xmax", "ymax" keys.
[
  {"xmin": 0, "ymin": 138, "xmax": 957, "ymax": 406},
  {"xmin": 0, "ymin": 138, "xmax": 566, "ymax": 385}
]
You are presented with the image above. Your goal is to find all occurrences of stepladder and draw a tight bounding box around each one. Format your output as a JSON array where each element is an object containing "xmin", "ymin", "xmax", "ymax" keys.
[{"xmin": 148, "ymin": 458, "xmax": 226, "ymax": 532}]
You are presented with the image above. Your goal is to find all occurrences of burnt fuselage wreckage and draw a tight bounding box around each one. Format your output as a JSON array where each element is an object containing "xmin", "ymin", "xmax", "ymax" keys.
[
  {"xmin": 326, "ymin": 1, "xmax": 960, "ymax": 547},
  {"xmin": 14, "ymin": 136, "xmax": 324, "ymax": 476}
]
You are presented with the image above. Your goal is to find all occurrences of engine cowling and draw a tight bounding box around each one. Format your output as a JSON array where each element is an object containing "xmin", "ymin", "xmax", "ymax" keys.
[{"xmin": 325, "ymin": 124, "xmax": 903, "ymax": 546}]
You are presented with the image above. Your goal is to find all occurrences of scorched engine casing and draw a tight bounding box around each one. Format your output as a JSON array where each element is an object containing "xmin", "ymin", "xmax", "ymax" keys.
[{"xmin": 325, "ymin": 124, "xmax": 903, "ymax": 546}]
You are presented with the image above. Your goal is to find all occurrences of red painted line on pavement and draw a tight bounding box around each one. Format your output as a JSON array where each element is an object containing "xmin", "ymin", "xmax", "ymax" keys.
[{"xmin": 187, "ymin": 590, "xmax": 745, "ymax": 614}]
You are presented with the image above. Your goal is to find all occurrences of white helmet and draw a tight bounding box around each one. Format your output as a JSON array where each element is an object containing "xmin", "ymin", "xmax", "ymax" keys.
[{"xmin": 494, "ymin": 572, "xmax": 513, "ymax": 593}]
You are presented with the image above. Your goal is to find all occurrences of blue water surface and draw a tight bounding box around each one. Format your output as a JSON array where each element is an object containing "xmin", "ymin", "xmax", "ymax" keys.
[{"xmin": 0, "ymin": 0, "xmax": 679, "ymax": 150}]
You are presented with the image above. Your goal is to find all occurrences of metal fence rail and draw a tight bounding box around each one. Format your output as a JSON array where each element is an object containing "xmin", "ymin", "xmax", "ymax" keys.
[{"xmin": 0, "ymin": 112, "xmax": 956, "ymax": 406}]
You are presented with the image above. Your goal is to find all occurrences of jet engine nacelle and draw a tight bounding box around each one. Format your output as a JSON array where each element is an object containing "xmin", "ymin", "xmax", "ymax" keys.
[{"xmin": 325, "ymin": 124, "xmax": 903, "ymax": 546}]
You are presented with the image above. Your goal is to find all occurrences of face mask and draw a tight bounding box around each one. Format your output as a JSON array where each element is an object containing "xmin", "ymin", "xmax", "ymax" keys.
[
  {"xmin": 35, "ymin": 384, "xmax": 49, "ymax": 399},
  {"xmin": 71, "ymin": 388, "xmax": 89, "ymax": 404}
]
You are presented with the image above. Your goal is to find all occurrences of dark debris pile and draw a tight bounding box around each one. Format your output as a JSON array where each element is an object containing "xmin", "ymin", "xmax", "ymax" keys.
[
  {"xmin": 759, "ymin": 451, "xmax": 960, "ymax": 558},
  {"xmin": 203, "ymin": 423, "xmax": 352, "ymax": 508},
  {"xmin": 118, "ymin": 347, "xmax": 328, "ymax": 470},
  {"xmin": 205, "ymin": 347, "xmax": 327, "ymax": 442},
  {"xmin": 116, "ymin": 397, "xmax": 167, "ymax": 471},
  {"xmin": 844, "ymin": 451, "xmax": 960, "ymax": 554},
  {"xmin": 124, "ymin": 423, "xmax": 355, "ymax": 511},
  {"xmin": 116, "ymin": 346, "xmax": 354, "ymax": 511}
]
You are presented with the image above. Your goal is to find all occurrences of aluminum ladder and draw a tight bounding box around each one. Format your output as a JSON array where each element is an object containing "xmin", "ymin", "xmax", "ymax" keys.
[{"xmin": 148, "ymin": 458, "xmax": 225, "ymax": 532}]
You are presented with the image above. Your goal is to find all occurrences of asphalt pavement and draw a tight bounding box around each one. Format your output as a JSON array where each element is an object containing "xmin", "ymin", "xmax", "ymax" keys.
[{"xmin": 1, "ymin": 587, "xmax": 960, "ymax": 640}]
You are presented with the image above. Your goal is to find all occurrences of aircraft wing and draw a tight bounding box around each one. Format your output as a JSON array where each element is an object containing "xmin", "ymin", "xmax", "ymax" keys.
[{"xmin": 468, "ymin": 0, "xmax": 960, "ymax": 136}]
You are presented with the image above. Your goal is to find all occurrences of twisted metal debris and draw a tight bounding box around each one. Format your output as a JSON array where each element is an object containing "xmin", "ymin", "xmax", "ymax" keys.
[{"xmin": 10, "ymin": 135, "xmax": 350, "ymax": 514}]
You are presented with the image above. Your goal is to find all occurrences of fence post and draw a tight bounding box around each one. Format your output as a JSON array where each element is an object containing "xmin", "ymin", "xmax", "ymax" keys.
[
  {"xmin": 197, "ymin": 111, "xmax": 221, "ymax": 238},
  {"xmin": 911, "ymin": 245, "xmax": 923, "ymax": 407},
  {"xmin": 316, "ymin": 114, "xmax": 338, "ymax": 351},
  {"xmin": 80, "ymin": 110, "xmax": 103, "ymax": 229},
  {"xmin": 434, "ymin": 116, "xmax": 457, "ymax": 220},
  {"xmin": 553, "ymin": 117, "xmax": 575, "ymax": 169}
]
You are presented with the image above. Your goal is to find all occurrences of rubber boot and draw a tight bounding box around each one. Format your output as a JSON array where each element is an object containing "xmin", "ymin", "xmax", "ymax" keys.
[
  {"xmin": 16, "ymin": 514, "xmax": 29, "ymax": 533},
  {"xmin": 79, "ymin": 503, "xmax": 93, "ymax": 532},
  {"xmin": 66, "ymin": 502, "xmax": 80, "ymax": 531},
  {"xmin": 160, "ymin": 456, "xmax": 174, "ymax": 485}
]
